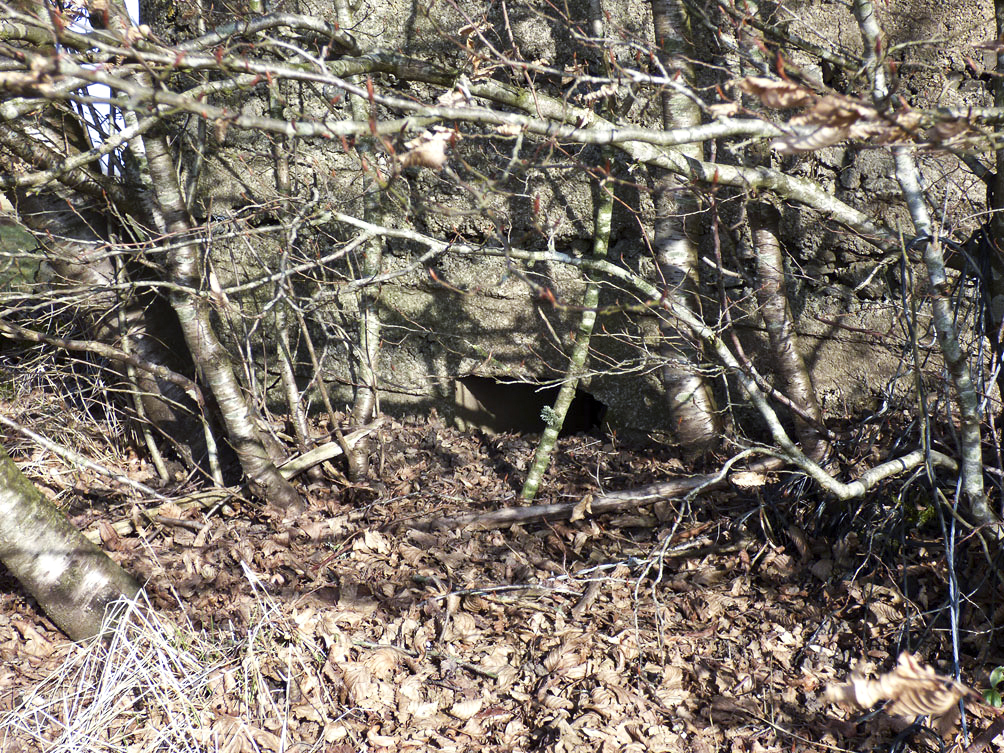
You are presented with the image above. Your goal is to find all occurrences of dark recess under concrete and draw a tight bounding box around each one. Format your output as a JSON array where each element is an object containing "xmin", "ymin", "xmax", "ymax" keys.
[{"xmin": 454, "ymin": 375, "xmax": 607, "ymax": 436}]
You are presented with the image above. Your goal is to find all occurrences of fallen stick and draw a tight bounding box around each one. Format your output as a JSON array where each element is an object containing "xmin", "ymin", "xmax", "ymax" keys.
[
  {"xmin": 405, "ymin": 447, "xmax": 956, "ymax": 531},
  {"xmin": 277, "ymin": 419, "xmax": 386, "ymax": 480},
  {"xmin": 406, "ymin": 473, "xmax": 730, "ymax": 531}
]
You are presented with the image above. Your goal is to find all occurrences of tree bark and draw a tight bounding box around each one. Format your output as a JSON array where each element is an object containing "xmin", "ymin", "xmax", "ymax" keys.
[
  {"xmin": 750, "ymin": 202, "xmax": 830, "ymax": 462},
  {"xmin": 141, "ymin": 132, "xmax": 304, "ymax": 513},
  {"xmin": 521, "ymin": 176, "xmax": 614, "ymax": 501},
  {"xmin": 11, "ymin": 196, "xmax": 204, "ymax": 456},
  {"xmin": 335, "ymin": 0, "xmax": 385, "ymax": 431},
  {"xmin": 0, "ymin": 443, "xmax": 140, "ymax": 641},
  {"xmin": 0, "ymin": 0, "xmax": 206, "ymax": 463},
  {"xmin": 650, "ymin": 0, "xmax": 721, "ymax": 451}
]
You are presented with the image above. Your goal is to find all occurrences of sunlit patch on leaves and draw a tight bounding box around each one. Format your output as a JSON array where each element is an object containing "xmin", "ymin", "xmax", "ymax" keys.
[
  {"xmin": 729, "ymin": 470, "xmax": 768, "ymax": 489},
  {"xmin": 708, "ymin": 101, "xmax": 741, "ymax": 118},
  {"xmin": 826, "ymin": 652, "xmax": 981, "ymax": 735},
  {"xmin": 449, "ymin": 697, "xmax": 483, "ymax": 720}
]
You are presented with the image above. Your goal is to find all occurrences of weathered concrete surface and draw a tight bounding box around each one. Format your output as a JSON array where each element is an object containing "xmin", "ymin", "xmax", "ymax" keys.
[{"xmin": 141, "ymin": 0, "xmax": 995, "ymax": 436}]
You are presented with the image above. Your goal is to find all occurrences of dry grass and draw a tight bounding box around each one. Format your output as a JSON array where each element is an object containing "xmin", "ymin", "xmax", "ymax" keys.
[{"xmin": 0, "ymin": 566, "xmax": 337, "ymax": 753}]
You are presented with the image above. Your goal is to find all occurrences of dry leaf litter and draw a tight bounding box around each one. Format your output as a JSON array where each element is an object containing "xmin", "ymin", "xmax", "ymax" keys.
[{"xmin": 0, "ymin": 408, "xmax": 1001, "ymax": 752}]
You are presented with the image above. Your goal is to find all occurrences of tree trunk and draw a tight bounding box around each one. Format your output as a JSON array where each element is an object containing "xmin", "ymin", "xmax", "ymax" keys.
[
  {"xmin": 141, "ymin": 133, "xmax": 304, "ymax": 513},
  {"xmin": 1, "ymin": 84, "xmax": 207, "ymax": 468},
  {"xmin": 751, "ymin": 202, "xmax": 830, "ymax": 462},
  {"xmin": 0, "ymin": 443, "xmax": 140, "ymax": 641},
  {"xmin": 521, "ymin": 175, "xmax": 614, "ymax": 501},
  {"xmin": 8, "ymin": 189, "xmax": 206, "ymax": 469},
  {"xmin": 650, "ymin": 0, "xmax": 721, "ymax": 451}
]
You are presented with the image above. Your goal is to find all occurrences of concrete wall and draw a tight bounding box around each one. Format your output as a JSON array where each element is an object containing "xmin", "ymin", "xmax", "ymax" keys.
[{"xmin": 141, "ymin": 0, "xmax": 995, "ymax": 435}]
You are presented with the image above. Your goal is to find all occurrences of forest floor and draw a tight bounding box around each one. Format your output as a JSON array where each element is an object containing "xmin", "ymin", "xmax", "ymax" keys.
[{"xmin": 1, "ymin": 410, "xmax": 1003, "ymax": 753}]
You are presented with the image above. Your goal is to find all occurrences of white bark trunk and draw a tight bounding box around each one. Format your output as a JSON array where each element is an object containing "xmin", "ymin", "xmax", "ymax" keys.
[{"xmin": 0, "ymin": 444, "xmax": 139, "ymax": 641}]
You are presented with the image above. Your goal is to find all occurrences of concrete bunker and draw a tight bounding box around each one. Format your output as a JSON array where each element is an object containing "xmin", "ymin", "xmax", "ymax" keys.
[{"xmin": 453, "ymin": 375, "xmax": 607, "ymax": 436}]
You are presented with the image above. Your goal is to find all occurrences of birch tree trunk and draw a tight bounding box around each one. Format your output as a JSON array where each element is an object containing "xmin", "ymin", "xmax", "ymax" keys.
[
  {"xmin": 2, "ymin": 94, "xmax": 206, "ymax": 468},
  {"xmin": 650, "ymin": 0, "xmax": 721, "ymax": 451},
  {"xmin": 335, "ymin": 0, "xmax": 385, "ymax": 432},
  {"xmin": 751, "ymin": 202, "xmax": 830, "ymax": 462},
  {"xmin": 0, "ymin": 444, "xmax": 140, "ymax": 641},
  {"xmin": 141, "ymin": 133, "xmax": 305, "ymax": 514},
  {"xmin": 7, "ymin": 189, "xmax": 206, "ymax": 469}
]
